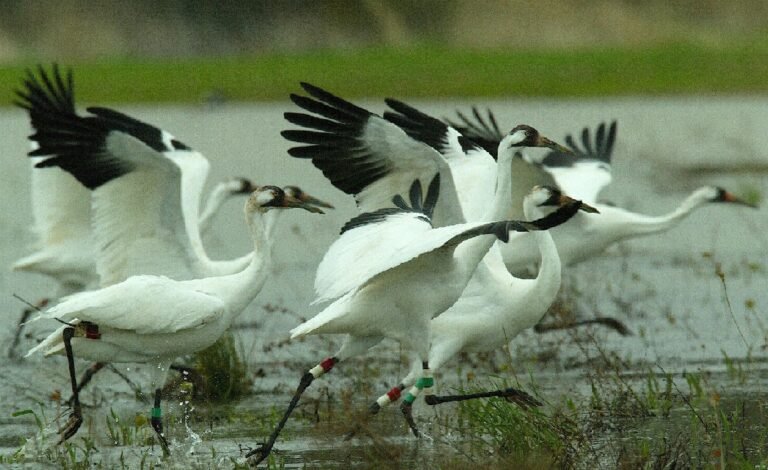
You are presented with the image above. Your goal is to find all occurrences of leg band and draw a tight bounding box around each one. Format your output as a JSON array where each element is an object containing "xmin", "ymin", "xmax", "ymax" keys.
[
  {"xmin": 403, "ymin": 386, "xmax": 420, "ymax": 405},
  {"xmin": 309, "ymin": 357, "xmax": 336, "ymax": 378},
  {"xmin": 420, "ymin": 369, "xmax": 434, "ymax": 397},
  {"xmin": 375, "ymin": 386, "xmax": 403, "ymax": 407}
]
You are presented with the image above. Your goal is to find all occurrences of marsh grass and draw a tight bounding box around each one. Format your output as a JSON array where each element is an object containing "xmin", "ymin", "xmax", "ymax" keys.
[
  {"xmin": 2, "ymin": 41, "xmax": 768, "ymax": 106},
  {"xmin": 190, "ymin": 332, "xmax": 251, "ymax": 403}
]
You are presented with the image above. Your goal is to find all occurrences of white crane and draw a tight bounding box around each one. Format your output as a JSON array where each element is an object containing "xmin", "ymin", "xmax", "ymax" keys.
[
  {"xmin": 278, "ymin": 88, "xmax": 606, "ymax": 438},
  {"xmin": 247, "ymin": 84, "xmax": 584, "ymax": 465},
  {"xmin": 8, "ymin": 66, "xmax": 262, "ymax": 357},
  {"xmin": 25, "ymin": 186, "xmax": 325, "ymax": 454},
  {"xmin": 14, "ymin": 65, "xmax": 333, "ymax": 390},
  {"xmin": 366, "ymin": 186, "xmax": 591, "ymax": 430},
  {"xmin": 12, "ymin": 65, "xmax": 266, "ymax": 291},
  {"xmin": 449, "ymin": 109, "xmax": 757, "ymax": 273}
]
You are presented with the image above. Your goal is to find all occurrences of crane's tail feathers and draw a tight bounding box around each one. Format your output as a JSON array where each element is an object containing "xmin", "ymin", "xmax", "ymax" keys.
[{"xmin": 25, "ymin": 324, "xmax": 68, "ymax": 358}]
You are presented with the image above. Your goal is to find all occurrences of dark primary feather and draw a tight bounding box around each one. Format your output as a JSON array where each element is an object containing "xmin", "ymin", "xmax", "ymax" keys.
[
  {"xmin": 28, "ymin": 110, "xmax": 135, "ymax": 190},
  {"xmin": 542, "ymin": 121, "xmax": 617, "ymax": 168},
  {"xmin": 282, "ymin": 83, "xmax": 394, "ymax": 196},
  {"xmin": 384, "ymin": 99, "xmax": 480, "ymax": 155},
  {"xmin": 339, "ymin": 207, "xmax": 420, "ymax": 235},
  {"xmin": 299, "ymin": 82, "xmax": 371, "ymax": 120},
  {"xmin": 87, "ymin": 107, "xmax": 190, "ymax": 153},
  {"xmin": 444, "ymin": 107, "xmax": 504, "ymax": 158},
  {"xmin": 14, "ymin": 64, "xmax": 76, "ymax": 128},
  {"xmin": 16, "ymin": 68, "xmax": 187, "ymax": 189},
  {"xmin": 342, "ymin": 175, "xmax": 440, "ymax": 235}
]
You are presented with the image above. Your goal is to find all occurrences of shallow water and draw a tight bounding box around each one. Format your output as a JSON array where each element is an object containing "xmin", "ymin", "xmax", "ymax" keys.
[{"xmin": 1, "ymin": 97, "xmax": 767, "ymax": 467}]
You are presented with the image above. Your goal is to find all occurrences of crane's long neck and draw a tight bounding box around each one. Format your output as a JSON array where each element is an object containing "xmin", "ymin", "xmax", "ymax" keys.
[
  {"xmin": 484, "ymin": 148, "xmax": 515, "ymax": 223},
  {"xmin": 454, "ymin": 149, "xmax": 515, "ymax": 275},
  {"xmin": 198, "ymin": 183, "xmax": 235, "ymax": 235},
  {"xmin": 193, "ymin": 185, "xmax": 255, "ymax": 276},
  {"xmin": 522, "ymin": 202, "xmax": 561, "ymax": 316},
  {"xmin": 615, "ymin": 191, "xmax": 710, "ymax": 238},
  {"xmin": 205, "ymin": 208, "xmax": 277, "ymax": 323}
]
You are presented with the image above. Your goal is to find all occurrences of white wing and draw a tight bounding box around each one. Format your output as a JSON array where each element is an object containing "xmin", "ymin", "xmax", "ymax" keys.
[
  {"xmin": 314, "ymin": 205, "xmax": 534, "ymax": 304},
  {"xmin": 384, "ymin": 99, "xmax": 498, "ymax": 223},
  {"xmin": 28, "ymin": 101, "xmax": 210, "ymax": 286},
  {"xmin": 282, "ymin": 82, "xmax": 466, "ymax": 226},
  {"xmin": 13, "ymin": 66, "xmax": 96, "ymax": 285},
  {"xmin": 534, "ymin": 121, "xmax": 616, "ymax": 204},
  {"xmin": 35, "ymin": 275, "xmax": 225, "ymax": 335},
  {"xmin": 447, "ymin": 107, "xmax": 617, "ymax": 206},
  {"xmin": 314, "ymin": 211, "xmax": 434, "ymax": 303}
]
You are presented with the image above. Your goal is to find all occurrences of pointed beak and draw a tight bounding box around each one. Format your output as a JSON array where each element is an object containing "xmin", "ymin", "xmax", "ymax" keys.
[
  {"xmin": 721, "ymin": 191, "xmax": 759, "ymax": 208},
  {"xmin": 538, "ymin": 136, "xmax": 573, "ymax": 155},
  {"xmin": 283, "ymin": 193, "xmax": 327, "ymax": 214},
  {"xmin": 559, "ymin": 194, "xmax": 600, "ymax": 213},
  {"xmin": 296, "ymin": 192, "xmax": 335, "ymax": 210}
]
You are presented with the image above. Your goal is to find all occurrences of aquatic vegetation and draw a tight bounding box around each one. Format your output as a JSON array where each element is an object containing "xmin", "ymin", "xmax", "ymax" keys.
[{"xmin": 192, "ymin": 332, "xmax": 251, "ymax": 403}]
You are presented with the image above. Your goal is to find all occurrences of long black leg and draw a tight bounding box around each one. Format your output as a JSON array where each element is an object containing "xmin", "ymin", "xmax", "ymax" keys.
[
  {"xmin": 534, "ymin": 316, "xmax": 632, "ymax": 336},
  {"xmin": 424, "ymin": 386, "xmax": 542, "ymax": 408},
  {"xmin": 400, "ymin": 362, "xmax": 433, "ymax": 437},
  {"xmin": 58, "ymin": 327, "xmax": 83, "ymax": 443},
  {"xmin": 8, "ymin": 298, "xmax": 49, "ymax": 359},
  {"xmin": 246, "ymin": 357, "xmax": 338, "ymax": 466},
  {"xmin": 150, "ymin": 388, "xmax": 170, "ymax": 456},
  {"xmin": 66, "ymin": 362, "xmax": 106, "ymax": 406}
]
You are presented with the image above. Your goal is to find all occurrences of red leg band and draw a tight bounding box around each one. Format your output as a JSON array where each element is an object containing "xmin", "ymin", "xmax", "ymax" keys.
[
  {"xmin": 320, "ymin": 357, "xmax": 336, "ymax": 372},
  {"xmin": 386, "ymin": 387, "xmax": 401, "ymax": 402}
]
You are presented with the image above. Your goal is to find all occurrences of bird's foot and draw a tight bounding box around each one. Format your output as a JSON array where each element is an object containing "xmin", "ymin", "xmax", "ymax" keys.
[
  {"xmin": 501, "ymin": 387, "xmax": 543, "ymax": 408},
  {"xmin": 400, "ymin": 401, "xmax": 420, "ymax": 437},
  {"xmin": 156, "ymin": 432, "xmax": 170, "ymax": 457},
  {"xmin": 56, "ymin": 413, "xmax": 83, "ymax": 444},
  {"xmin": 151, "ymin": 411, "xmax": 170, "ymax": 457}
]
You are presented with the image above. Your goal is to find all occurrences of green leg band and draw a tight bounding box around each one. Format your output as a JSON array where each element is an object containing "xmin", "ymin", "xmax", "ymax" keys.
[
  {"xmin": 403, "ymin": 392, "xmax": 416, "ymax": 404},
  {"xmin": 151, "ymin": 407, "xmax": 162, "ymax": 419},
  {"xmin": 415, "ymin": 377, "xmax": 434, "ymax": 389}
]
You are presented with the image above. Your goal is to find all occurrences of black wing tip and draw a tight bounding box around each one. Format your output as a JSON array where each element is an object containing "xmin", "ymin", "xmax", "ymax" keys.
[{"xmin": 530, "ymin": 201, "xmax": 582, "ymax": 230}]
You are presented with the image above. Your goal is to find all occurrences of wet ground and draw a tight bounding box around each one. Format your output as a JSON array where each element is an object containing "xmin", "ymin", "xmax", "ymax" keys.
[{"xmin": 1, "ymin": 97, "xmax": 767, "ymax": 467}]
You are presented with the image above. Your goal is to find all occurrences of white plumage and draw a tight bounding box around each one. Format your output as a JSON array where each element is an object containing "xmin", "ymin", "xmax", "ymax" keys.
[
  {"xmin": 26, "ymin": 186, "xmax": 324, "ymax": 451},
  {"xmin": 12, "ymin": 66, "xmax": 261, "ymax": 292},
  {"xmin": 449, "ymin": 110, "xmax": 757, "ymax": 272},
  {"xmin": 247, "ymin": 84, "xmax": 582, "ymax": 465}
]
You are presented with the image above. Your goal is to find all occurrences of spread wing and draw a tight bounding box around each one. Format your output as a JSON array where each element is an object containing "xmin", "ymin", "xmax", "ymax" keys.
[
  {"xmin": 13, "ymin": 66, "xmax": 94, "ymax": 269},
  {"xmin": 447, "ymin": 107, "xmax": 616, "ymax": 206},
  {"xmin": 384, "ymin": 99, "xmax": 497, "ymax": 223},
  {"xmin": 282, "ymin": 82, "xmax": 465, "ymax": 226},
  {"xmin": 313, "ymin": 175, "xmax": 550, "ymax": 304},
  {"xmin": 444, "ymin": 105, "xmax": 505, "ymax": 159},
  {"xmin": 539, "ymin": 121, "xmax": 616, "ymax": 203},
  {"xmin": 20, "ymin": 82, "xmax": 210, "ymax": 285}
]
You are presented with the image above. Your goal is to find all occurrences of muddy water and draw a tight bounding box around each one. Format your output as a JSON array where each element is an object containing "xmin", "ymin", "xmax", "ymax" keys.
[{"xmin": 1, "ymin": 98, "xmax": 767, "ymax": 467}]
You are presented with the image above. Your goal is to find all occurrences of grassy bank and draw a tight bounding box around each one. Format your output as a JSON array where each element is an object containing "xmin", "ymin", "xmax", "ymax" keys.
[{"xmin": 1, "ymin": 41, "xmax": 768, "ymax": 105}]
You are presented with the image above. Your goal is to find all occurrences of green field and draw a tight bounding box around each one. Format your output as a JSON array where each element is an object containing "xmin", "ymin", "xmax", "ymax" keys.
[{"xmin": 2, "ymin": 41, "xmax": 768, "ymax": 105}]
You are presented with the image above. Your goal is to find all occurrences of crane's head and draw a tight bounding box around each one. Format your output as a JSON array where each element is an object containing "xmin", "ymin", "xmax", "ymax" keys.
[
  {"xmin": 701, "ymin": 186, "xmax": 758, "ymax": 208},
  {"xmin": 247, "ymin": 186, "xmax": 327, "ymax": 213},
  {"xmin": 282, "ymin": 185, "xmax": 335, "ymax": 210},
  {"xmin": 501, "ymin": 125, "xmax": 572, "ymax": 155},
  {"xmin": 528, "ymin": 186, "xmax": 599, "ymax": 214}
]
